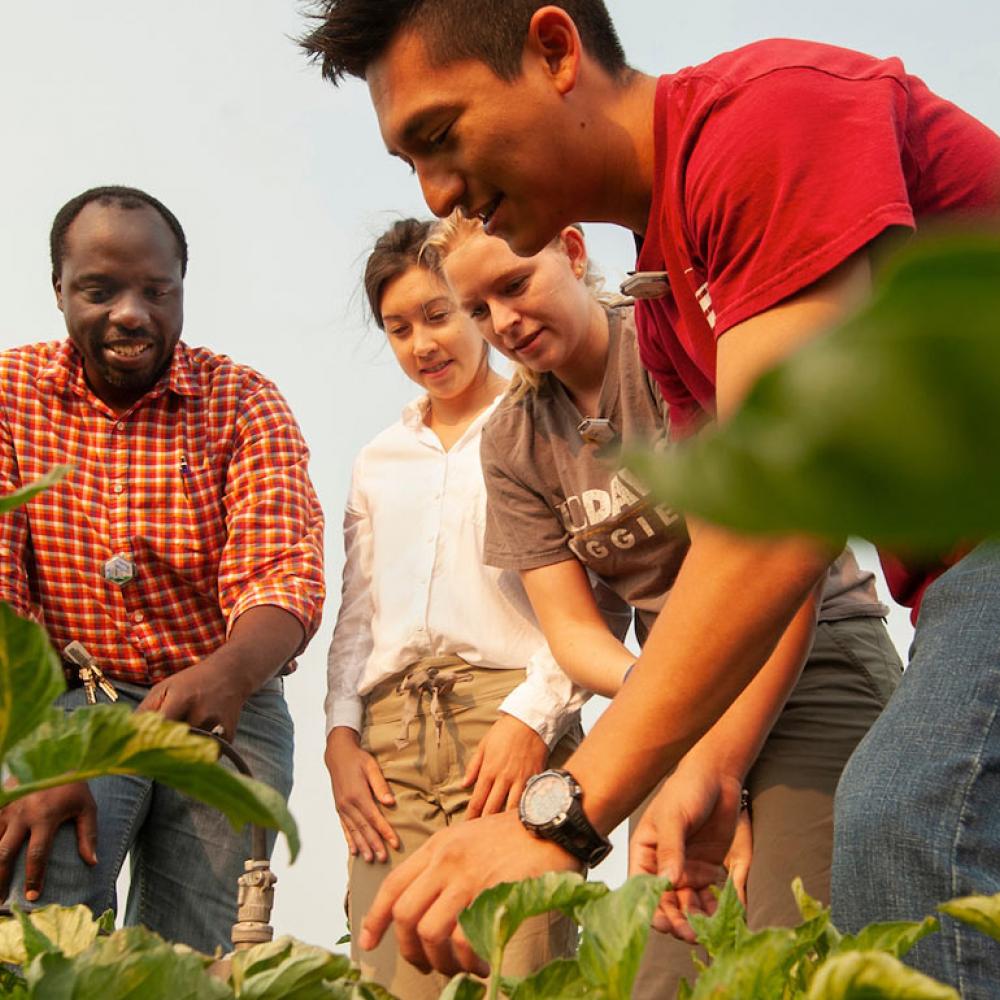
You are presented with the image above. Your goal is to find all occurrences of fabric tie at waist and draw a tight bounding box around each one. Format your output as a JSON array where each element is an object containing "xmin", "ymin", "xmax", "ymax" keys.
[{"xmin": 394, "ymin": 657, "xmax": 473, "ymax": 750}]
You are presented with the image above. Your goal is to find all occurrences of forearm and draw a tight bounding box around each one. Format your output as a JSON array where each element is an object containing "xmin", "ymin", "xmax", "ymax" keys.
[
  {"xmin": 547, "ymin": 622, "xmax": 634, "ymax": 698},
  {"xmin": 202, "ymin": 605, "xmax": 304, "ymax": 699},
  {"xmin": 564, "ymin": 526, "xmax": 833, "ymax": 833},
  {"xmin": 676, "ymin": 586, "xmax": 819, "ymax": 782}
]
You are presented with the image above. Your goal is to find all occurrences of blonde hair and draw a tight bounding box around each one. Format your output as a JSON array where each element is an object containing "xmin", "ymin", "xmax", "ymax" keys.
[{"xmin": 421, "ymin": 212, "xmax": 608, "ymax": 401}]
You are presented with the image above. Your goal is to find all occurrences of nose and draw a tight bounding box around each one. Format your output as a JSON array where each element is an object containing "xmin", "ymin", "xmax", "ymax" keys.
[
  {"xmin": 490, "ymin": 300, "xmax": 521, "ymax": 340},
  {"xmin": 108, "ymin": 289, "xmax": 151, "ymax": 331},
  {"xmin": 417, "ymin": 161, "xmax": 465, "ymax": 219},
  {"xmin": 411, "ymin": 321, "xmax": 439, "ymax": 358}
]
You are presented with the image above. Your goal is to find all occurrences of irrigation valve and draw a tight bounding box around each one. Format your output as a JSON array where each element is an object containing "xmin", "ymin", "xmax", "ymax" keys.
[{"xmin": 231, "ymin": 858, "xmax": 278, "ymax": 950}]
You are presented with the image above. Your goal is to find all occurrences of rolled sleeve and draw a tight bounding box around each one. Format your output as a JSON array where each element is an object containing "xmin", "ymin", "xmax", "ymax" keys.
[
  {"xmin": 498, "ymin": 646, "xmax": 589, "ymax": 747},
  {"xmin": 219, "ymin": 381, "xmax": 325, "ymax": 648}
]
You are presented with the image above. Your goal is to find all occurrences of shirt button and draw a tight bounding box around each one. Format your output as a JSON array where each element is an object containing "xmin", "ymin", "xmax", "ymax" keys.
[
  {"xmin": 133, "ymin": 611, "xmax": 144, "ymax": 623},
  {"xmin": 112, "ymin": 483, "xmax": 124, "ymax": 494},
  {"xmin": 114, "ymin": 422, "xmax": 124, "ymax": 432}
]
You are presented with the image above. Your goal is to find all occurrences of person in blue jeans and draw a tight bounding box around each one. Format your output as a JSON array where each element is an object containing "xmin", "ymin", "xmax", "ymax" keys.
[{"xmin": 0, "ymin": 186, "xmax": 324, "ymax": 953}]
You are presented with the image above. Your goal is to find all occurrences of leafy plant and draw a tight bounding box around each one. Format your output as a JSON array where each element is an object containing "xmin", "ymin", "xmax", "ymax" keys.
[{"xmin": 626, "ymin": 232, "xmax": 1000, "ymax": 552}]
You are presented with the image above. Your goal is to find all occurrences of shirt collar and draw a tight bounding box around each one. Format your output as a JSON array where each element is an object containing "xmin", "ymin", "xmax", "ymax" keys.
[{"xmin": 36, "ymin": 340, "xmax": 203, "ymax": 403}]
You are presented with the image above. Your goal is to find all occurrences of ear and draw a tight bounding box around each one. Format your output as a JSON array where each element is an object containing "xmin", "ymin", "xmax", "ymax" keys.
[
  {"xmin": 525, "ymin": 6, "xmax": 581, "ymax": 96},
  {"xmin": 52, "ymin": 274, "xmax": 65, "ymax": 313},
  {"xmin": 560, "ymin": 226, "xmax": 588, "ymax": 278}
]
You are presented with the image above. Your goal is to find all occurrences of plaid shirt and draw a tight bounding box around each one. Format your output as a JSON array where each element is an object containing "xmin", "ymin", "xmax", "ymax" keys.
[{"xmin": 0, "ymin": 340, "xmax": 325, "ymax": 685}]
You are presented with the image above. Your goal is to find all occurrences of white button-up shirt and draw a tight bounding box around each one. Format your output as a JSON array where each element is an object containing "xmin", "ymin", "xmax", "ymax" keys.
[{"xmin": 325, "ymin": 394, "xmax": 586, "ymax": 744}]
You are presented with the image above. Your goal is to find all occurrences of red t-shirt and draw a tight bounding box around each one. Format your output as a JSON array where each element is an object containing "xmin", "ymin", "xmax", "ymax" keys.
[{"xmin": 634, "ymin": 38, "xmax": 1000, "ymax": 614}]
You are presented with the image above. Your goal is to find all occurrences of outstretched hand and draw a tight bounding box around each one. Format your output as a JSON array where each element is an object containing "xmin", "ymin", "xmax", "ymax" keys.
[
  {"xmin": 359, "ymin": 809, "xmax": 579, "ymax": 976},
  {"xmin": 629, "ymin": 765, "xmax": 744, "ymax": 942}
]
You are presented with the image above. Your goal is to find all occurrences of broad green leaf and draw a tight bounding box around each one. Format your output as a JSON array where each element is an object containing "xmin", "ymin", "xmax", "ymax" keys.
[
  {"xmin": 15, "ymin": 906, "xmax": 57, "ymax": 963},
  {"xmin": 0, "ymin": 602, "xmax": 64, "ymax": 760},
  {"xmin": 806, "ymin": 951, "xmax": 958, "ymax": 999},
  {"xmin": 23, "ymin": 924, "xmax": 231, "ymax": 1000},
  {"xmin": 793, "ymin": 878, "xmax": 830, "ymax": 925},
  {"xmin": 833, "ymin": 917, "xmax": 939, "ymax": 960},
  {"xmin": 0, "ymin": 466, "xmax": 70, "ymax": 514},
  {"xmin": 687, "ymin": 926, "xmax": 803, "ymax": 1000},
  {"xmin": 625, "ymin": 233, "xmax": 1000, "ymax": 552},
  {"xmin": 438, "ymin": 974, "xmax": 487, "ymax": 1000},
  {"xmin": 349, "ymin": 982, "xmax": 399, "ymax": 999},
  {"xmin": 229, "ymin": 935, "xmax": 356, "ymax": 998},
  {"xmin": 575, "ymin": 874, "xmax": 670, "ymax": 1000},
  {"xmin": 0, "ymin": 904, "xmax": 107, "ymax": 964},
  {"xmin": 2, "ymin": 705, "xmax": 300, "ymax": 861},
  {"xmin": 687, "ymin": 879, "xmax": 748, "ymax": 959},
  {"xmin": 458, "ymin": 872, "xmax": 605, "ymax": 968},
  {"xmin": 938, "ymin": 892, "xmax": 1000, "ymax": 942},
  {"xmin": 501, "ymin": 958, "xmax": 594, "ymax": 999}
]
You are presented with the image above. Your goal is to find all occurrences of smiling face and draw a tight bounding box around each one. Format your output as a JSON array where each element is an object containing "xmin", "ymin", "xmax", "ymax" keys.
[
  {"xmin": 442, "ymin": 227, "xmax": 596, "ymax": 379},
  {"xmin": 367, "ymin": 25, "xmax": 583, "ymax": 256},
  {"xmin": 54, "ymin": 201, "xmax": 184, "ymax": 411},
  {"xmin": 380, "ymin": 264, "xmax": 488, "ymax": 403}
]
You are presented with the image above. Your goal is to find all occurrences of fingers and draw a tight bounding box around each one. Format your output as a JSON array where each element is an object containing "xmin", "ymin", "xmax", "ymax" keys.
[
  {"xmin": 23, "ymin": 822, "xmax": 57, "ymax": 902},
  {"xmin": 461, "ymin": 743, "xmax": 484, "ymax": 789},
  {"xmin": 479, "ymin": 773, "xmax": 512, "ymax": 818},
  {"xmin": 364, "ymin": 757, "xmax": 397, "ymax": 809},
  {"xmin": 464, "ymin": 769, "xmax": 490, "ymax": 821},
  {"xmin": 359, "ymin": 853, "xmax": 425, "ymax": 952},
  {"xmin": 0, "ymin": 816, "xmax": 27, "ymax": 900},
  {"xmin": 74, "ymin": 797, "xmax": 99, "ymax": 867},
  {"xmin": 727, "ymin": 856, "xmax": 750, "ymax": 906},
  {"xmin": 413, "ymin": 888, "xmax": 489, "ymax": 978}
]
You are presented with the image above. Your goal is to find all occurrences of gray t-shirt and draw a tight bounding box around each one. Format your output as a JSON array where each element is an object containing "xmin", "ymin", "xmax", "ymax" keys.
[{"xmin": 481, "ymin": 303, "xmax": 886, "ymax": 637}]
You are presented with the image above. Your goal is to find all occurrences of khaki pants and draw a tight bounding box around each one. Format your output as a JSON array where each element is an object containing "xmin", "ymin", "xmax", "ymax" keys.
[
  {"xmin": 348, "ymin": 657, "xmax": 581, "ymax": 999},
  {"xmin": 631, "ymin": 617, "xmax": 903, "ymax": 998}
]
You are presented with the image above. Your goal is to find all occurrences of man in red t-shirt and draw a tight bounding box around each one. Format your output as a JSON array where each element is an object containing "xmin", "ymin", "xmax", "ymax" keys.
[{"xmin": 301, "ymin": 1, "xmax": 1000, "ymax": 991}]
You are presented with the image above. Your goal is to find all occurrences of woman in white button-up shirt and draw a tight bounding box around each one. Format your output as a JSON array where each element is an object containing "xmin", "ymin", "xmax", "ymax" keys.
[{"xmin": 324, "ymin": 219, "xmax": 584, "ymax": 997}]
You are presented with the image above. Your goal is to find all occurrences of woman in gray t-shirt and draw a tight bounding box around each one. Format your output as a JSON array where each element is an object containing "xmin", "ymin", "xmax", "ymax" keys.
[{"xmin": 425, "ymin": 215, "xmax": 903, "ymax": 995}]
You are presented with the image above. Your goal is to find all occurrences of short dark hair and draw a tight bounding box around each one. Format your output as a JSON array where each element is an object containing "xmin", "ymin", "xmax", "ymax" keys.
[
  {"xmin": 299, "ymin": 0, "xmax": 628, "ymax": 84},
  {"xmin": 50, "ymin": 186, "xmax": 189, "ymax": 280},
  {"xmin": 364, "ymin": 217, "xmax": 434, "ymax": 327}
]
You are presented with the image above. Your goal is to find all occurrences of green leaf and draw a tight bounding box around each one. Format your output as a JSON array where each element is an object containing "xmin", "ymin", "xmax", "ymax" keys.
[
  {"xmin": 938, "ymin": 891, "xmax": 1000, "ymax": 942},
  {"xmin": 686, "ymin": 926, "xmax": 803, "ymax": 1000},
  {"xmin": 501, "ymin": 959, "xmax": 594, "ymax": 999},
  {"xmin": 23, "ymin": 924, "xmax": 232, "ymax": 1000},
  {"xmin": 438, "ymin": 973, "xmax": 487, "ymax": 1000},
  {"xmin": 349, "ymin": 982, "xmax": 399, "ymax": 1000},
  {"xmin": 229, "ymin": 935, "xmax": 356, "ymax": 998},
  {"xmin": 2, "ymin": 705, "xmax": 300, "ymax": 861},
  {"xmin": 0, "ymin": 962, "xmax": 27, "ymax": 997},
  {"xmin": 458, "ymin": 872, "xmax": 604, "ymax": 968},
  {"xmin": 624, "ymin": 233, "xmax": 1000, "ymax": 552},
  {"xmin": 0, "ymin": 466, "xmax": 71, "ymax": 513},
  {"xmin": 0, "ymin": 602, "xmax": 64, "ymax": 761},
  {"xmin": 833, "ymin": 917, "xmax": 939, "ymax": 960},
  {"xmin": 574, "ymin": 874, "xmax": 670, "ymax": 1000},
  {"xmin": 687, "ymin": 879, "xmax": 748, "ymax": 959},
  {"xmin": 0, "ymin": 904, "xmax": 108, "ymax": 964},
  {"xmin": 805, "ymin": 951, "xmax": 958, "ymax": 999}
]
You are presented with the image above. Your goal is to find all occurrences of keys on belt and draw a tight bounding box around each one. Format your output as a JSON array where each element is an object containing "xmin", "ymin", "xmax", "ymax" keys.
[{"xmin": 63, "ymin": 641, "xmax": 119, "ymax": 704}]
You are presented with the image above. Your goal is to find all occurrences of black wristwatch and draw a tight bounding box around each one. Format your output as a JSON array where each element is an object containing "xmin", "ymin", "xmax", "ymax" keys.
[{"xmin": 518, "ymin": 768, "xmax": 612, "ymax": 868}]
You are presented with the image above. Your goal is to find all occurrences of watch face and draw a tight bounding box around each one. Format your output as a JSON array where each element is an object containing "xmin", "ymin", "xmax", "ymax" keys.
[{"xmin": 522, "ymin": 772, "xmax": 574, "ymax": 826}]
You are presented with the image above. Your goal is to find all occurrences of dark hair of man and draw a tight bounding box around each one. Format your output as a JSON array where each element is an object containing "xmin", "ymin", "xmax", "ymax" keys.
[
  {"xmin": 50, "ymin": 186, "xmax": 189, "ymax": 280},
  {"xmin": 364, "ymin": 218, "xmax": 435, "ymax": 328},
  {"xmin": 300, "ymin": 0, "xmax": 629, "ymax": 85}
]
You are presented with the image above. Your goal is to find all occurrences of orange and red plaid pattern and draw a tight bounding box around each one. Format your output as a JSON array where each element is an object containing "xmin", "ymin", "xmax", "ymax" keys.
[{"xmin": 0, "ymin": 340, "xmax": 325, "ymax": 685}]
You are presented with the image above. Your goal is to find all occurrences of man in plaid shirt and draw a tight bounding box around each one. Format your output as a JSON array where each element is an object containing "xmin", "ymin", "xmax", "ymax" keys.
[{"xmin": 0, "ymin": 186, "xmax": 325, "ymax": 952}]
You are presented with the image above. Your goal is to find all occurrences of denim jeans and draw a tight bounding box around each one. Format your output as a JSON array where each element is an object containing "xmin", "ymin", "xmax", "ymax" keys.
[
  {"xmin": 8, "ymin": 677, "xmax": 294, "ymax": 955},
  {"xmin": 833, "ymin": 543, "xmax": 1000, "ymax": 997}
]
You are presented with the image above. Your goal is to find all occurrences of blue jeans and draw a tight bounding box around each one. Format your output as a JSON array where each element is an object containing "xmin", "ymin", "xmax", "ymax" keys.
[
  {"xmin": 833, "ymin": 543, "xmax": 1000, "ymax": 996},
  {"xmin": 9, "ymin": 678, "xmax": 294, "ymax": 954}
]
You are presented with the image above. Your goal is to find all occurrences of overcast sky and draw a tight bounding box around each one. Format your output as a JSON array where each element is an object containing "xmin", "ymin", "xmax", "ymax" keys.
[{"xmin": 3, "ymin": 0, "xmax": 997, "ymax": 951}]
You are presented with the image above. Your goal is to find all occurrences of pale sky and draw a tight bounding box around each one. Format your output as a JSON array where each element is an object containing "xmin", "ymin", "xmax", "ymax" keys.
[{"xmin": 2, "ymin": 0, "xmax": 997, "ymax": 951}]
